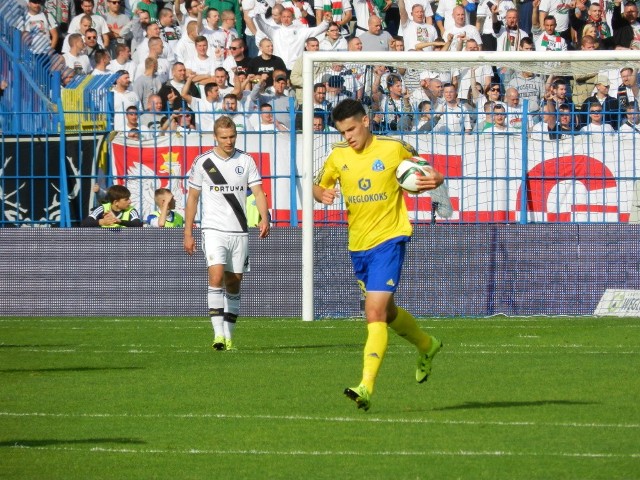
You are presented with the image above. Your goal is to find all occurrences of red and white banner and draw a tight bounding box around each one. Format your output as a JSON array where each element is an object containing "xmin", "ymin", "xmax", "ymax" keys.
[{"xmin": 111, "ymin": 132, "xmax": 640, "ymax": 224}]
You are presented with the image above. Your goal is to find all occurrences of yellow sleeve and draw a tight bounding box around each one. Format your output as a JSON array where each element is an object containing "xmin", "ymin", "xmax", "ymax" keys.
[{"xmin": 314, "ymin": 153, "xmax": 340, "ymax": 189}]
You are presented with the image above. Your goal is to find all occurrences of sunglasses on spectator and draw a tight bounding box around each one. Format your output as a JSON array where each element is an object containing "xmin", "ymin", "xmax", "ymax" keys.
[
  {"xmin": 489, "ymin": 87, "xmax": 500, "ymax": 92},
  {"xmin": 590, "ymin": 110, "xmax": 603, "ymax": 113},
  {"xmin": 229, "ymin": 46, "xmax": 242, "ymax": 50},
  {"xmin": 86, "ymin": 35, "xmax": 97, "ymax": 39}
]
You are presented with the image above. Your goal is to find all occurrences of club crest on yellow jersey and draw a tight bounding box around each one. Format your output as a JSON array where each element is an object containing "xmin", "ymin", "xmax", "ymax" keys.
[{"xmin": 358, "ymin": 178, "xmax": 371, "ymax": 191}]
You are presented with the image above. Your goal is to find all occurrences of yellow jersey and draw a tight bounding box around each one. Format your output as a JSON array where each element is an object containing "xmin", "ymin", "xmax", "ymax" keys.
[{"xmin": 315, "ymin": 136, "xmax": 418, "ymax": 251}]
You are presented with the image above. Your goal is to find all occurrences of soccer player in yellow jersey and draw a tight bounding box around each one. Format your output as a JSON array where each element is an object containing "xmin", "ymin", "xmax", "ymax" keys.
[{"xmin": 313, "ymin": 99, "xmax": 444, "ymax": 411}]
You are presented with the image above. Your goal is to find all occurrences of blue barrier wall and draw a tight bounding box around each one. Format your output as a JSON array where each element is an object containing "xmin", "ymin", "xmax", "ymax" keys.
[{"xmin": 1, "ymin": 226, "xmax": 638, "ymax": 317}]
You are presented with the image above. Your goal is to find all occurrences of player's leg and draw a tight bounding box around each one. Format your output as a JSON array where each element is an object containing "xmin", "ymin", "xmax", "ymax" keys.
[
  {"xmin": 388, "ymin": 306, "xmax": 442, "ymax": 384},
  {"xmin": 222, "ymin": 271, "xmax": 242, "ymax": 351},
  {"xmin": 222, "ymin": 235, "xmax": 249, "ymax": 351},
  {"xmin": 344, "ymin": 239, "xmax": 404, "ymax": 411},
  {"xmin": 203, "ymin": 230, "xmax": 227, "ymax": 350}
]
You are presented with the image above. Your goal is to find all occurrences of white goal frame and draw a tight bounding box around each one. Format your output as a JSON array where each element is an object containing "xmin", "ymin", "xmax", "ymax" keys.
[{"xmin": 301, "ymin": 49, "xmax": 640, "ymax": 321}]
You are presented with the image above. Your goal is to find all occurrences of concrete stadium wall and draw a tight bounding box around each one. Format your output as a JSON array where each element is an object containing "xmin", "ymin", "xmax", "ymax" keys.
[{"xmin": 1, "ymin": 226, "xmax": 639, "ymax": 317}]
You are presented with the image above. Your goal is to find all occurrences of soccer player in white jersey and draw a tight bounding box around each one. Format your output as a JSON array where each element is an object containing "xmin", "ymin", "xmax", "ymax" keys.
[{"xmin": 184, "ymin": 116, "xmax": 270, "ymax": 351}]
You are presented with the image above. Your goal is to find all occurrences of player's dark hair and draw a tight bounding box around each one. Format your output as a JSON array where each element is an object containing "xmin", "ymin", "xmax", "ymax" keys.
[
  {"xmin": 106, "ymin": 185, "xmax": 131, "ymax": 203},
  {"xmin": 331, "ymin": 99, "xmax": 366, "ymax": 123}
]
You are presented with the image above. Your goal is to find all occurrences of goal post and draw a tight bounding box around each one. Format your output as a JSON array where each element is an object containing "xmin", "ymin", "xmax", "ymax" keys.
[{"xmin": 301, "ymin": 49, "xmax": 640, "ymax": 321}]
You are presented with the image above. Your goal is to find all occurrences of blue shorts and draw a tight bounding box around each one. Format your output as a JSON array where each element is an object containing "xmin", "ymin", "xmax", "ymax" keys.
[{"xmin": 350, "ymin": 237, "xmax": 409, "ymax": 294}]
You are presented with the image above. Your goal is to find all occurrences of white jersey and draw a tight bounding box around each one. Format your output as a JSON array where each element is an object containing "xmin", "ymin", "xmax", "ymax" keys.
[{"xmin": 188, "ymin": 148, "xmax": 262, "ymax": 234}]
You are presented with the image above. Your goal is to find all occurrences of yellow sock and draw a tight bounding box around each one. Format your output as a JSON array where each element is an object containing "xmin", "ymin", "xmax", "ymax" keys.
[
  {"xmin": 361, "ymin": 321, "xmax": 388, "ymax": 394},
  {"xmin": 389, "ymin": 307, "xmax": 432, "ymax": 354}
]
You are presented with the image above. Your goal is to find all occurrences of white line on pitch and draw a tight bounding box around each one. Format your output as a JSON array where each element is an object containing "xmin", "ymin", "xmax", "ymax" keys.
[
  {"xmin": 1, "ymin": 411, "xmax": 638, "ymax": 429},
  {"xmin": 6, "ymin": 444, "xmax": 640, "ymax": 459}
]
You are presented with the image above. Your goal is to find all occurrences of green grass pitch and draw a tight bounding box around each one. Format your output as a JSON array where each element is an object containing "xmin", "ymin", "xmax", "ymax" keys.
[{"xmin": 1, "ymin": 316, "xmax": 639, "ymax": 479}]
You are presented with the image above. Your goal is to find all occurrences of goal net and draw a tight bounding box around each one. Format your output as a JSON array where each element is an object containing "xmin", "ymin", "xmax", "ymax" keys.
[{"xmin": 301, "ymin": 50, "xmax": 640, "ymax": 320}]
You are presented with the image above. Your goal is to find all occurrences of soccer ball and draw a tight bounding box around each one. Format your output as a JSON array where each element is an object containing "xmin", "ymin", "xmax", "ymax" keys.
[{"xmin": 395, "ymin": 157, "xmax": 433, "ymax": 194}]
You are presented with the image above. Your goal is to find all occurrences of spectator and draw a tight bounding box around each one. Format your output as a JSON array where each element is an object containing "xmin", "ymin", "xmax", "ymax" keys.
[
  {"xmin": 44, "ymin": 0, "xmax": 75, "ymax": 45},
  {"xmin": 495, "ymin": 8, "xmax": 528, "ymax": 51},
  {"xmin": 213, "ymin": 67, "xmax": 235, "ymax": 96},
  {"xmin": 81, "ymin": 185, "xmax": 143, "ymax": 227},
  {"xmin": 581, "ymin": 102, "xmax": 616, "ymax": 135},
  {"xmin": 436, "ymin": 0, "xmax": 477, "ymax": 37},
  {"xmin": 398, "ymin": 0, "xmax": 439, "ymax": 51},
  {"xmin": 612, "ymin": 0, "xmax": 639, "ymax": 50},
  {"xmin": 174, "ymin": 21, "xmax": 199, "ymax": 64},
  {"xmin": 135, "ymin": 0, "xmax": 159, "ymax": 22},
  {"xmin": 377, "ymin": 72, "xmax": 413, "ymax": 131},
  {"xmin": 319, "ymin": 22, "xmax": 348, "ymax": 50},
  {"xmin": 290, "ymin": 37, "xmax": 320, "ymax": 128},
  {"xmin": 535, "ymin": 0, "xmax": 571, "ymax": 47},
  {"xmin": 163, "ymin": 106, "xmax": 198, "ymax": 133},
  {"xmin": 244, "ymin": 2, "xmax": 284, "ymax": 58},
  {"xmin": 504, "ymin": 87, "xmax": 534, "ymax": 131},
  {"xmin": 250, "ymin": 70, "xmax": 294, "ymax": 129},
  {"xmin": 181, "ymin": 73, "xmax": 223, "ymax": 131},
  {"xmin": 20, "ymin": 0, "xmax": 59, "ymax": 54},
  {"xmin": 507, "ymin": 61, "xmax": 545, "ymax": 112},
  {"xmin": 205, "ymin": 0, "xmax": 243, "ymax": 36},
  {"xmin": 201, "ymin": 6, "xmax": 220, "ymax": 38},
  {"xmin": 113, "ymin": 71, "xmax": 141, "ymax": 132},
  {"xmin": 158, "ymin": 84, "xmax": 182, "ymax": 111},
  {"xmin": 63, "ymin": 33, "xmax": 92, "ymax": 74},
  {"xmin": 62, "ymin": 14, "xmax": 93, "ymax": 52},
  {"xmin": 133, "ymin": 57, "xmax": 162, "ymax": 108},
  {"xmin": 248, "ymin": 38, "xmax": 288, "ymax": 81},
  {"xmin": 433, "ymin": 82, "xmax": 473, "ymax": 133},
  {"xmin": 579, "ymin": 74, "xmax": 620, "ymax": 129},
  {"xmin": 281, "ymin": 0, "xmax": 316, "ymax": 26},
  {"xmin": 315, "ymin": 0, "xmax": 353, "ymax": 37},
  {"xmin": 106, "ymin": 43, "xmax": 136, "ymax": 79},
  {"xmin": 135, "ymin": 36, "xmax": 172, "ymax": 82},
  {"xmin": 223, "ymin": 38, "xmax": 251, "ymax": 84},
  {"xmin": 175, "ymin": 0, "xmax": 205, "ymax": 28},
  {"xmin": 139, "ymin": 93, "xmax": 167, "ymax": 133},
  {"xmin": 413, "ymin": 99, "xmax": 437, "ymax": 131},
  {"xmin": 211, "ymin": 10, "xmax": 239, "ymax": 59},
  {"xmin": 475, "ymin": 0, "xmax": 516, "ymax": 52},
  {"xmin": 477, "ymin": 102, "xmax": 508, "ymax": 132},
  {"xmin": 452, "ymin": 39, "xmax": 492, "ymax": 98},
  {"xmin": 84, "ymin": 28, "xmax": 105, "ymax": 67},
  {"xmin": 146, "ymin": 188, "xmax": 184, "ymax": 227},
  {"xmin": 68, "ymin": 0, "xmax": 110, "ymax": 49},
  {"xmin": 121, "ymin": 104, "xmax": 150, "ymax": 138},
  {"xmin": 91, "ymin": 49, "xmax": 112, "ymax": 74},
  {"xmin": 616, "ymin": 67, "xmax": 639, "ymax": 109},
  {"xmin": 619, "ymin": 102, "xmax": 640, "ymax": 134},
  {"xmin": 158, "ymin": 62, "xmax": 199, "ymax": 108},
  {"xmin": 570, "ymin": 0, "xmax": 614, "ymax": 49},
  {"xmin": 157, "ymin": 8, "xmax": 182, "ymax": 59},
  {"xmin": 325, "ymin": 75, "xmax": 352, "ymax": 111},
  {"xmin": 104, "ymin": 0, "xmax": 132, "ymax": 57},
  {"xmin": 253, "ymin": 8, "xmax": 331, "ymax": 71},
  {"xmin": 351, "ymin": 0, "xmax": 389, "ymax": 38},
  {"xmin": 532, "ymin": 9, "xmax": 567, "ymax": 51},
  {"xmin": 220, "ymin": 93, "xmax": 248, "ymax": 130},
  {"xmin": 443, "ymin": 5, "xmax": 483, "ymax": 51},
  {"xmin": 185, "ymin": 35, "xmax": 222, "ymax": 78},
  {"xmin": 546, "ymin": 78, "xmax": 575, "ymax": 114},
  {"xmin": 427, "ymin": 77, "xmax": 446, "ymax": 109},
  {"xmin": 530, "ymin": 101, "xmax": 557, "ymax": 136},
  {"xmin": 550, "ymin": 102, "xmax": 578, "ymax": 138},
  {"xmin": 253, "ymin": 102, "xmax": 289, "ymax": 131},
  {"xmin": 359, "ymin": 14, "xmax": 394, "ymax": 51}
]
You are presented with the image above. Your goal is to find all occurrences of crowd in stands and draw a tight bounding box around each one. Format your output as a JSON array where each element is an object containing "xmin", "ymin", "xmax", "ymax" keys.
[{"xmin": 13, "ymin": 0, "xmax": 640, "ymax": 137}]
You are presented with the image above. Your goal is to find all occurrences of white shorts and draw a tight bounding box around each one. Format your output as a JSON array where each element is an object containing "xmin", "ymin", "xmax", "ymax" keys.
[{"xmin": 201, "ymin": 230, "xmax": 250, "ymax": 273}]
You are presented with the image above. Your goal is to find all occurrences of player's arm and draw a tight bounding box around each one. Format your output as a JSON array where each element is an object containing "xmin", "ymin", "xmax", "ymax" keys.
[
  {"xmin": 183, "ymin": 187, "xmax": 201, "ymax": 255},
  {"xmin": 313, "ymin": 184, "xmax": 340, "ymax": 205},
  {"xmin": 249, "ymin": 183, "xmax": 271, "ymax": 238}
]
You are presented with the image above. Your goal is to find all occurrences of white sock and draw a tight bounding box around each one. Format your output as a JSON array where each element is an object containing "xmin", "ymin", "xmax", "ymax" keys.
[
  {"xmin": 208, "ymin": 287, "xmax": 224, "ymax": 338},
  {"xmin": 223, "ymin": 292, "xmax": 240, "ymax": 340}
]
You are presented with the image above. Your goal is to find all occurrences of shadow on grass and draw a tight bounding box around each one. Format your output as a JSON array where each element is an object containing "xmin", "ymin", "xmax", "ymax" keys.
[
  {"xmin": 0, "ymin": 366, "xmax": 144, "ymax": 374},
  {"xmin": 0, "ymin": 438, "xmax": 146, "ymax": 448},
  {"xmin": 434, "ymin": 400, "xmax": 597, "ymax": 411}
]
